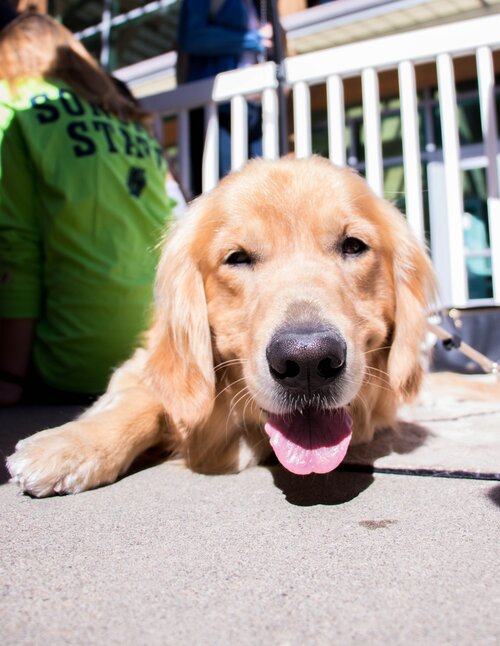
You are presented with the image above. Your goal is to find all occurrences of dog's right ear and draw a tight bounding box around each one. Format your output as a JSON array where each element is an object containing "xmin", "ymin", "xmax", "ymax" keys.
[{"xmin": 144, "ymin": 211, "xmax": 215, "ymax": 428}]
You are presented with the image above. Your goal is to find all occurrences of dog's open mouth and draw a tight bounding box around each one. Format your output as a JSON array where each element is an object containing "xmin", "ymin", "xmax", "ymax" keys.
[{"xmin": 264, "ymin": 407, "xmax": 352, "ymax": 475}]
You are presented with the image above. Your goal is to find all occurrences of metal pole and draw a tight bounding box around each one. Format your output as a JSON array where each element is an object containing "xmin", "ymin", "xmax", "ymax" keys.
[{"xmin": 268, "ymin": 0, "xmax": 288, "ymax": 156}]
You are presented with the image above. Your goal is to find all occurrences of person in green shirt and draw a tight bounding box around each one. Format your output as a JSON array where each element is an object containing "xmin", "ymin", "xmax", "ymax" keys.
[{"xmin": 0, "ymin": 13, "xmax": 174, "ymax": 405}]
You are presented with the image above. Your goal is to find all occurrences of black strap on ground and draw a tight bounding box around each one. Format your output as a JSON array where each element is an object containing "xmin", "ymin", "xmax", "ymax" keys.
[{"xmin": 340, "ymin": 462, "xmax": 500, "ymax": 481}]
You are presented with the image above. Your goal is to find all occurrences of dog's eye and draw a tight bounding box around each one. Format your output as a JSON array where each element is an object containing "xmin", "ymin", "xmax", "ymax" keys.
[
  {"xmin": 342, "ymin": 237, "xmax": 368, "ymax": 256},
  {"xmin": 224, "ymin": 250, "xmax": 254, "ymax": 266}
]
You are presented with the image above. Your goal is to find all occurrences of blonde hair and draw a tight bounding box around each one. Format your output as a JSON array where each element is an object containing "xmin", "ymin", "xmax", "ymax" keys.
[{"xmin": 0, "ymin": 12, "xmax": 148, "ymax": 124}]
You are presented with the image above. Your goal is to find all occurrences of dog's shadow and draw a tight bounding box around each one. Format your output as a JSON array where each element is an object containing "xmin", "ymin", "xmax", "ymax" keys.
[
  {"xmin": 1, "ymin": 407, "xmax": 430, "ymax": 506},
  {"xmin": 346, "ymin": 420, "xmax": 431, "ymax": 465},
  {"xmin": 268, "ymin": 465, "xmax": 375, "ymax": 507},
  {"xmin": 267, "ymin": 421, "xmax": 431, "ymax": 507}
]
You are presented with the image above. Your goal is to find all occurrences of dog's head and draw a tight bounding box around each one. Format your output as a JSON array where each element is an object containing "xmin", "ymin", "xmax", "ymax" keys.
[{"xmin": 146, "ymin": 157, "xmax": 436, "ymax": 474}]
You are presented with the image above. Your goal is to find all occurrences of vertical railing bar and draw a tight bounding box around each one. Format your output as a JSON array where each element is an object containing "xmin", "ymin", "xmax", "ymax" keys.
[
  {"xmin": 422, "ymin": 87, "xmax": 437, "ymax": 153},
  {"xmin": 230, "ymin": 94, "xmax": 248, "ymax": 171},
  {"xmin": 153, "ymin": 115, "xmax": 164, "ymax": 146},
  {"xmin": 178, "ymin": 109, "xmax": 191, "ymax": 197},
  {"xmin": 361, "ymin": 67, "xmax": 384, "ymax": 196},
  {"xmin": 100, "ymin": 0, "xmax": 112, "ymax": 69},
  {"xmin": 347, "ymin": 120, "xmax": 358, "ymax": 166},
  {"xmin": 476, "ymin": 46, "xmax": 500, "ymax": 304},
  {"xmin": 293, "ymin": 81, "xmax": 312, "ymax": 159},
  {"xmin": 326, "ymin": 75, "xmax": 346, "ymax": 166},
  {"xmin": 436, "ymin": 53, "xmax": 468, "ymax": 306},
  {"xmin": 202, "ymin": 101, "xmax": 219, "ymax": 193},
  {"xmin": 428, "ymin": 162, "xmax": 453, "ymax": 305},
  {"xmin": 477, "ymin": 47, "xmax": 500, "ymax": 197},
  {"xmin": 262, "ymin": 87, "xmax": 279, "ymax": 160},
  {"xmin": 398, "ymin": 60, "xmax": 425, "ymax": 244}
]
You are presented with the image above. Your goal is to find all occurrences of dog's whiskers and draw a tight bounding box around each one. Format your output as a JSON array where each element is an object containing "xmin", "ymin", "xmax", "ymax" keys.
[
  {"xmin": 214, "ymin": 358, "xmax": 248, "ymax": 373},
  {"xmin": 362, "ymin": 371, "xmax": 395, "ymax": 395},
  {"xmin": 225, "ymin": 386, "xmax": 254, "ymax": 437},
  {"xmin": 214, "ymin": 376, "xmax": 248, "ymax": 402},
  {"xmin": 227, "ymin": 385, "xmax": 252, "ymax": 420},
  {"xmin": 364, "ymin": 365, "xmax": 411, "ymax": 398},
  {"xmin": 365, "ymin": 365, "xmax": 391, "ymax": 381},
  {"xmin": 362, "ymin": 345, "xmax": 392, "ymax": 356}
]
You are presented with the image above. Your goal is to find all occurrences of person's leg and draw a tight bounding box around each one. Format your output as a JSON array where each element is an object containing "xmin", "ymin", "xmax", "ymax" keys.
[
  {"xmin": 218, "ymin": 103, "xmax": 232, "ymax": 179},
  {"xmin": 247, "ymin": 101, "xmax": 263, "ymax": 160},
  {"xmin": 219, "ymin": 102, "xmax": 263, "ymax": 177},
  {"xmin": 22, "ymin": 364, "xmax": 98, "ymax": 406},
  {"xmin": 189, "ymin": 108, "xmax": 204, "ymax": 197}
]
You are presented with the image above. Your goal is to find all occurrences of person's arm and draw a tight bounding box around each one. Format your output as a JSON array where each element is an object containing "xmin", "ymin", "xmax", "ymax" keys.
[
  {"xmin": 0, "ymin": 101, "xmax": 42, "ymax": 404},
  {"xmin": 0, "ymin": 318, "xmax": 35, "ymax": 404},
  {"xmin": 178, "ymin": 0, "xmax": 266, "ymax": 56}
]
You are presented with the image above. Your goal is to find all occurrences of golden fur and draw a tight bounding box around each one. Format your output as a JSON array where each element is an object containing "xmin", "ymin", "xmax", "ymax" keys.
[{"xmin": 7, "ymin": 157, "xmax": 436, "ymax": 496}]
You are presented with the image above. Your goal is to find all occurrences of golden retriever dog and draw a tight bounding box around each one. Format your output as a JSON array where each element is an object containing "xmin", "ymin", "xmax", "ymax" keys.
[{"xmin": 7, "ymin": 157, "xmax": 436, "ymax": 496}]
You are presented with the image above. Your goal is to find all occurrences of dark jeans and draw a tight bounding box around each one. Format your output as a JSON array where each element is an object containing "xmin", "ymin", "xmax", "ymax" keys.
[
  {"xmin": 21, "ymin": 366, "xmax": 99, "ymax": 406},
  {"xmin": 189, "ymin": 101, "xmax": 263, "ymax": 197}
]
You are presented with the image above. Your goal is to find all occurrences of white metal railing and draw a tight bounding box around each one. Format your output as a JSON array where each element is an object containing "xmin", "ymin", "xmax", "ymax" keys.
[
  {"xmin": 142, "ymin": 62, "xmax": 279, "ymax": 191},
  {"xmin": 141, "ymin": 13, "xmax": 500, "ymax": 308}
]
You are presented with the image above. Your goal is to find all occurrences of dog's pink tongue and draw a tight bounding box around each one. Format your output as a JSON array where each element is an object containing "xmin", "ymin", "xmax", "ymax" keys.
[{"xmin": 265, "ymin": 409, "xmax": 352, "ymax": 475}]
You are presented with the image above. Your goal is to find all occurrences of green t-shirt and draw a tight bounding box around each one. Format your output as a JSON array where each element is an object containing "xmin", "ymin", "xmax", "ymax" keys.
[{"xmin": 0, "ymin": 78, "xmax": 174, "ymax": 393}]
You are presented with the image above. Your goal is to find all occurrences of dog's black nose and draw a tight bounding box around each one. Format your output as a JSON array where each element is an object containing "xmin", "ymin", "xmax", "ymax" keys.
[{"xmin": 266, "ymin": 326, "xmax": 346, "ymax": 393}]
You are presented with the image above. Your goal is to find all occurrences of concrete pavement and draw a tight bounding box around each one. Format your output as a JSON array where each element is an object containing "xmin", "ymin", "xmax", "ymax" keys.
[{"xmin": 1, "ymin": 397, "xmax": 499, "ymax": 645}]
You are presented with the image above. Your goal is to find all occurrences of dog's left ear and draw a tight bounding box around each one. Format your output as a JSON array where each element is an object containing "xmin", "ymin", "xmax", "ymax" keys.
[{"xmin": 385, "ymin": 206, "xmax": 437, "ymax": 401}]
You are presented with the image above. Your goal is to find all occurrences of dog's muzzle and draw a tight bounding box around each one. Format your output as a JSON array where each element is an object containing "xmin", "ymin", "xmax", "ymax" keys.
[{"xmin": 263, "ymin": 323, "xmax": 353, "ymax": 476}]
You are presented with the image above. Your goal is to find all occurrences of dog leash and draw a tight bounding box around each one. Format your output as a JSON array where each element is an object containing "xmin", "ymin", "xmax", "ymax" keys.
[{"xmin": 428, "ymin": 321, "xmax": 500, "ymax": 377}]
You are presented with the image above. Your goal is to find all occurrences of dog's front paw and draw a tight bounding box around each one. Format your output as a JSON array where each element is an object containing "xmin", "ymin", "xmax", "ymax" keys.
[{"xmin": 6, "ymin": 424, "xmax": 119, "ymax": 497}]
